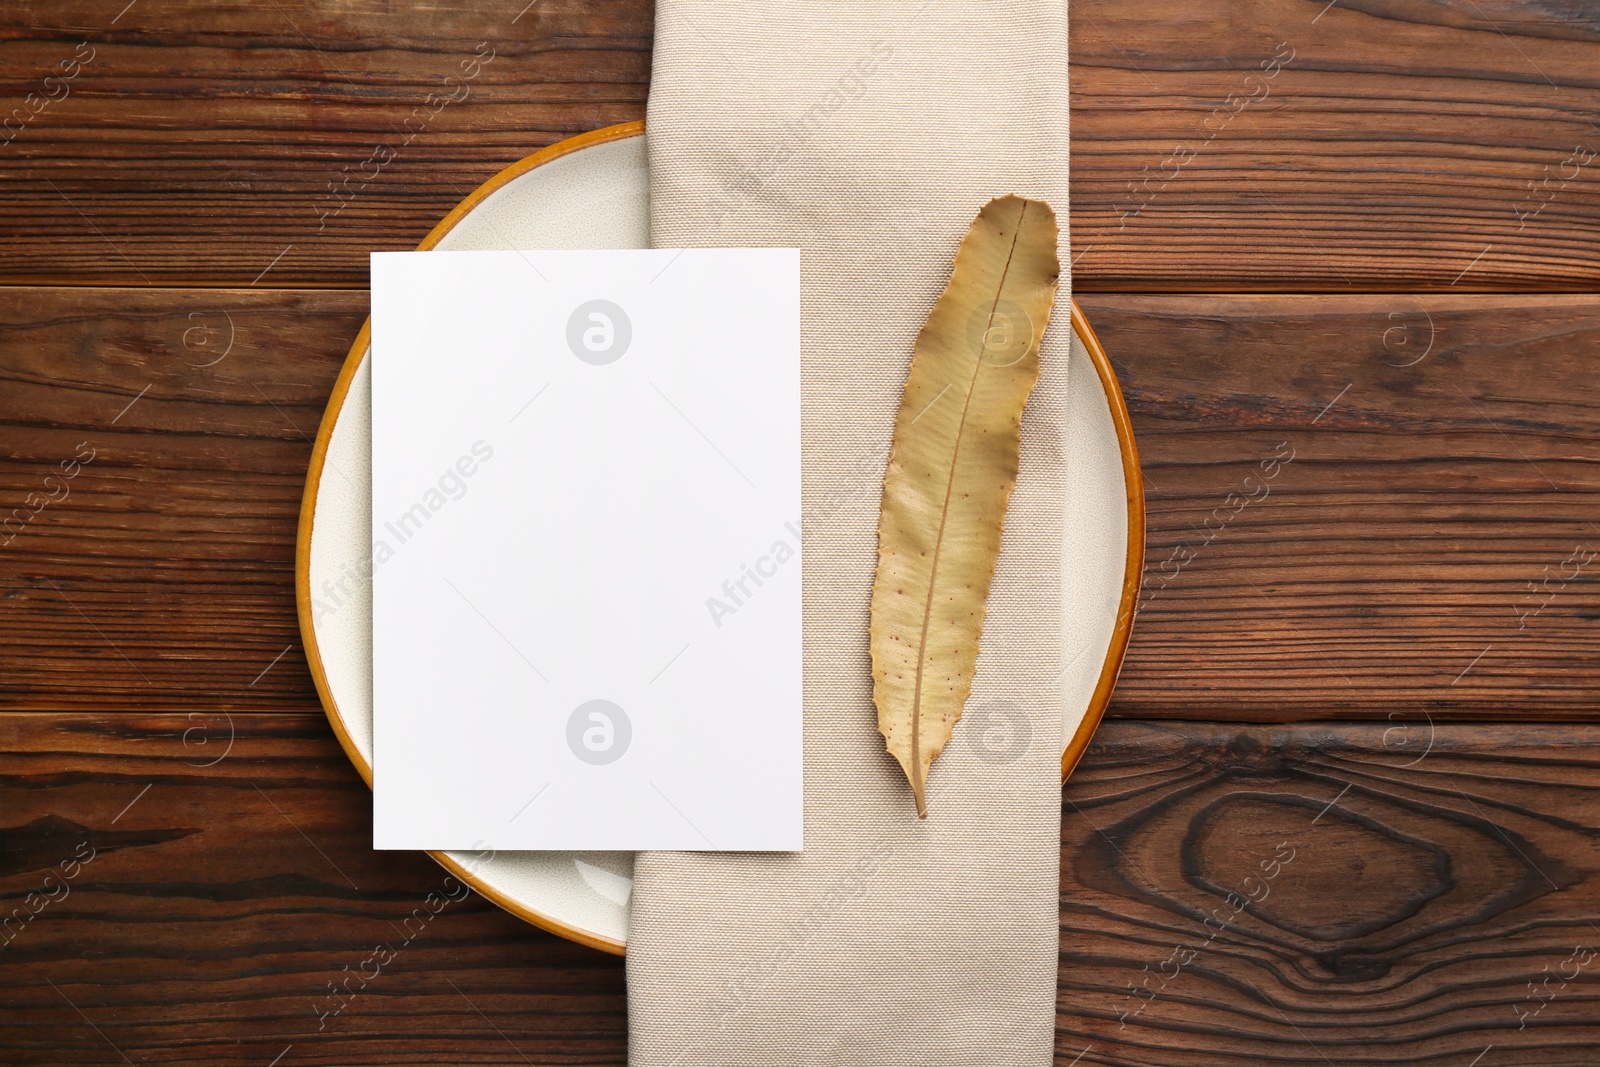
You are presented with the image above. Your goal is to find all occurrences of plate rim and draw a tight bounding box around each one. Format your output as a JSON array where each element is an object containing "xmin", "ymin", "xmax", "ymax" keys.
[{"xmin": 294, "ymin": 119, "xmax": 1145, "ymax": 956}]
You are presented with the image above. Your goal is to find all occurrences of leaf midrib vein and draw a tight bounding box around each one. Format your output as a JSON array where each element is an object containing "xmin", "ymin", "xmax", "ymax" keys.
[{"xmin": 908, "ymin": 202, "xmax": 1029, "ymax": 809}]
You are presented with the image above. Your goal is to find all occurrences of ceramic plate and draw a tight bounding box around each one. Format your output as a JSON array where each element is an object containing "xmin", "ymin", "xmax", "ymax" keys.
[{"xmin": 296, "ymin": 121, "xmax": 1144, "ymax": 955}]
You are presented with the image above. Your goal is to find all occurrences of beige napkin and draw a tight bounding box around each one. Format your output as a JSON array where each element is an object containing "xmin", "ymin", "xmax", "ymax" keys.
[{"xmin": 628, "ymin": 3, "xmax": 1070, "ymax": 1064}]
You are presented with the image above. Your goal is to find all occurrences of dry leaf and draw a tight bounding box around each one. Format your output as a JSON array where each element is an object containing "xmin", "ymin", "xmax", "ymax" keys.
[{"xmin": 869, "ymin": 194, "xmax": 1061, "ymax": 817}]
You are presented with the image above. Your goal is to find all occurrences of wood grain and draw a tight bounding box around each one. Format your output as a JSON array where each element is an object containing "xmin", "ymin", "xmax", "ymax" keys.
[
  {"xmin": 1089, "ymin": 292, "xmax": 1600, "ymax": 719},
  {"xmin": 4, "ymin": 712, "xmax": 1596, "ymax": 1064},
  {"xmin": 1059, "ymin": 719, "xmax": 1600, "ymax": 1065},
  {"xmin": 1, "ymin": 1, "xmax": 1597, "ymax": 289},
  {"xmin": 0, "ymin": 286, "xmax": 358, "ymax": 709},
  {"xmin": 5, "ymin": 287, "xmax": 1597, "ymax": 717},
  {"xmin": 0, "ymin": 0, "xmax": 651, "ymax": 289},
  {"xmin": 0, "ymin": 712, "xmax": 627, "ymax": 1066},
  {"xmin": 1068, "ymin": 0, "xmax": 1600, "ymax": 291}
]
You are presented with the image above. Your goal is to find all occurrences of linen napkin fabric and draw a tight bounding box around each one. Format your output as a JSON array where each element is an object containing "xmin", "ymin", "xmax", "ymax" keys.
[{"xmin": 628, "ymin": 3, "xmax": 1071, "ymax": 1064}]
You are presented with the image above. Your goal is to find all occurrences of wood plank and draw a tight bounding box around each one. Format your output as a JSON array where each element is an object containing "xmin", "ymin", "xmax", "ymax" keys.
[
  {"xmin": 4, "ymin": 287, "xmax": 1599, "ymax": 716},
  {"xmin": 0, "ymin": 712, "xmax": 627, "ymax": 1066},
  {"xmin": 3, "ymin": 712, "xmax": 1597, "ymax": 1064},
  {"xmin": 0, "ymin": 1, "xmax": 1596, "ymax": 290},
  {"xmin": 0, "ymin": 286, "xmax": 359, "ymax": 710},
  {"xmin": 1059, "ymin": 719, "xmax": 1600, "ymax": 1065},
  {"xmin": 0, "ymin": 0, "xmax": 649, "ymax": 289},
  {"xmin": 1068, "ymin": 0, "xmax": 1600, "ymax": 291},
  {"xmin": 1088, "ymin": 292, "xmax": 1600, "ymax": 719}
]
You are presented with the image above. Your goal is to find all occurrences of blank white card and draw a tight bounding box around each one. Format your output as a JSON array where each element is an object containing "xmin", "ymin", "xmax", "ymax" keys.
[{"xmin": 370, "ymin": 249, "xmax": 801, "ymax": 851}]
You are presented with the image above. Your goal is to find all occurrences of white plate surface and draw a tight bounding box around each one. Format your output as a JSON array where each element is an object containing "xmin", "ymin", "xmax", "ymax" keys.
[{"xmin": 303, "ymin": 129, "xmax": 1134, "ymax": 952}]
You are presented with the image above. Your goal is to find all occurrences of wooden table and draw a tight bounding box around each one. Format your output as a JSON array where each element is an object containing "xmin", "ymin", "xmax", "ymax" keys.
[{"xmin": 2, "ymin": 2, "xmax": 1597, "ymax": 1063}]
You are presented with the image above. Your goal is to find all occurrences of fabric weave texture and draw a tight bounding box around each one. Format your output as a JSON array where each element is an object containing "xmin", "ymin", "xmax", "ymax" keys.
[{"xmin": 628, "ymin": 4, "xmax": 1071, "ymax": 1063}]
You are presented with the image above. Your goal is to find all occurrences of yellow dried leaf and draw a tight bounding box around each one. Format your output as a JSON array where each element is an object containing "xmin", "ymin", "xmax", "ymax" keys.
[{"xmin": 869, "ymin": 195, "xmax": 1061, "ymax": 817}]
